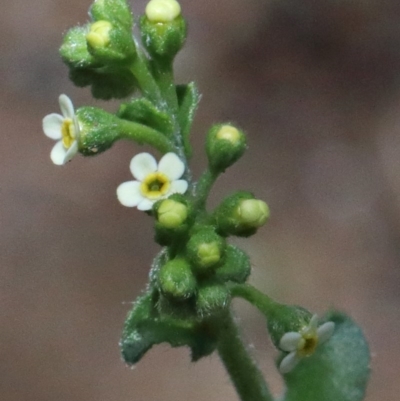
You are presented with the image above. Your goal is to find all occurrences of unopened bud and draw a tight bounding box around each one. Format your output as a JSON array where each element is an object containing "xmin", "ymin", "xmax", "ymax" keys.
[
  {"xmin": 158, "ymin": 258, "xmax": 196, "ymax": 300},
  {"xmin": 206, "ymin": 123, "xmax": 246, "ymax": 173},
  {"xmin": 235, "ymin": 199, "xmax": 269, "ymax": 228},
  {"xmin": 145, "ymin": 0, "xmax": 181, "ymax": 22},
  {"xmin": 86, "ymin": 20, "xmax": 113, "ymax": 48},
  {"xmin": 157, "ymin": 199, "xmax": 188, "ymax": 228}
]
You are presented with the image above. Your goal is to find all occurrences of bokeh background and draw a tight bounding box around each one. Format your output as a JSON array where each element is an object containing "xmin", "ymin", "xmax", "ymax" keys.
[{"xmin": 1, "ymin": 0, "xmax": 400, "ymax": 400}]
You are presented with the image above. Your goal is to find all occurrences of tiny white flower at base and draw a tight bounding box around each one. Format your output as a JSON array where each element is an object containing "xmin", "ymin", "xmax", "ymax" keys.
[
  {"xmin": 279, "ymin": 314, "xmax": 335, "ymax": 374},
  {"xmin": 117, "ymin": 152, "xmax": 188, "ymax": 211},
  {"xmin": 145, "ymin": 0, "xmax": 181, "ymax": 23},
  {"xmin": 42, "ymin": 94, "xmax": 80, "ymax": 165}
]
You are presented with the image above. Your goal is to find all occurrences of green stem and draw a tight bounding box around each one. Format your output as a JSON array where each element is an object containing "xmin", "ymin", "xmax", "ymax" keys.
[
  {"xmin": 152, "ymin": 59, "xmax": 179, "ymax": 115},
  {"xmin": 192, "ymin": 167, "xmax": 219, "ymax": 211},
  {"xmin": 216, "ymin": 312, "xmax": 273, "ymax": 401},
  {"xmin": 130, "ymin": 50, "xmax": 164, "ymax": 107},
  {"xmin": 228, "ymin": 283, "xmax": 280, "ymax": 317},
  {"xmin": 118, "ymin": 119, "xmax": 174, "ymax": 154}
]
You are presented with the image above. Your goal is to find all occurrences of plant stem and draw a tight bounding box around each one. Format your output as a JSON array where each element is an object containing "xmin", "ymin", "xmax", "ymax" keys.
[
  {"xmin": 192, "ymin": 167, "xmax": 219, "ymax": 211},
  {"xmin": 118, "ymin": 119, "xmax": 174, "ymax": 154},
  {"xmin": 228, "ymin": 284, "xmax": 279, "ymax": 317},
  {"xmin": 216, "ymin": 312, "xmax": 273, "ymax": 401},
  {"xmin": 130, "ymin": 49, "xmax": 164, "ymax": 107}
]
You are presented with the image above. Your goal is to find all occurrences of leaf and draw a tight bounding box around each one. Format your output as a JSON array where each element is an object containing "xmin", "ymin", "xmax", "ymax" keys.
[
  {"xmin": 280, "ymin": 311, "xmax": 370, "ymax": 401},
  {"xmin": 176, "ymin": 82, "xmax": 201, "ymax": 158},
  {"xmin": 120, "ymin": 289, "xmax": 217, "ymax": 365}
]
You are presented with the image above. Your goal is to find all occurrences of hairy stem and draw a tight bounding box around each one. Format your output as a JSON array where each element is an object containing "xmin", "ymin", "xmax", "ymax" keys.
[{"xmin": 216, "ymin": 312, "xmax": 273, "ymax": 401}]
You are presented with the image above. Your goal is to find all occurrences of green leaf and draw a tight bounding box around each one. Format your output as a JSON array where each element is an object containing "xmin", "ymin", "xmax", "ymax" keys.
[
  {"xmin": 176, "ymin": 82, "xmax": 201, "ymax": 158},
  {"xmin": 120, "ymin": 289, "xmax": 217, "ymax": 365},
  {"xmin": 118, "ymin": 98, "xmax": 174, "ymax": 135},
  {"xmin": 280, "ymin": 311, "xmax": 370, "ymax": 401}
]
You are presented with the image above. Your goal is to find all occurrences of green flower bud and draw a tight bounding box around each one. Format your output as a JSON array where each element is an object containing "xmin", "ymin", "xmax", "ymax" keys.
[
  {"xmin": 235, "ymin": 199, "xmax": 270, "ymax": 228},
  {"xmin": 214, "ymin": 191, "xmax": 268, "ymax": 237},
  {"xmin": 206, "ymin": 124, "xmax": 247, "ymax": 173},
  {"xmin": 186, "ymin": 227, "xmax": 226, "ymax": 274},
  {"xmin": 153, "ymin": 194, "xmax": 193, "ymax": 246},
  {"xmin": 90, "ymin": 0, "xmax": 133, "ymax": 30},
  {"xmin": 157, "ymin": 199, "xmax": 188, "ymax": 228},
  {"xmin": 196, "ymin": 282, "xmax": 230, "ymax": 317},
  {"xmin": 76, "ymin": 107, "xmax": 122, "ymax": 155},
  {"xmin": 140, "ymin": 1, "xmax": 187, "ymax": 60},
  {"xmin": 158, "ymin": 258, "xmax": 197, "ymax": 300},
  {"xmin": 86, "ymin": 20, "xmax": 112, "ymax": 49},
  {"xmin": 86, "ymin": 20, "xmax": 136, "ymax": 65},
  {"xmin": 266, "ymin": 305, "xmax": 313, "ymax": 349},
  {"xmin": 214, "ymin": 245, "xmax": 251, "ymax": 284}
]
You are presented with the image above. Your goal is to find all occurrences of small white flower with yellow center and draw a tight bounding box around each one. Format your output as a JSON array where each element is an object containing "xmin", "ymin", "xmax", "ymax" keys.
[
  {"xmin": 42, "ymin": 94, "xmax": 80, "ymax": 165},
  {"xmin": 279, "ymin": 315, "xmax": 335, "ymax": 374},
  {"xmin": 117, "ymin": 152, "xmax": 188, "ymax": 211}
]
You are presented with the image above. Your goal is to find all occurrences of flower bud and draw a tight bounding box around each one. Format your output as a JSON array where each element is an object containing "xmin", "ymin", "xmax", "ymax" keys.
[
  {"xmin": 157, "ymin": 199, "xmax": 188, "ymax": 228},
  {"xmin": 153, "ymin": 194, "xmax": 193, "ymax": 245},
  {"xmin": 76, "ymin": 107, "xmax": 122, "ymax": 156},
  {"xmin": 206, "ymin": 124, "xmax": 247, "ymax": 173},
  {"xmin": 214, "ymin": 191, "xmax": 268, "ymax": 237},
  {"xmin": 235, "ymin": 199, "xmax": 269, "ymax": 228},
  {"xmin": 86, "ymin": 20, "xmax": 112, "ymax": 49},
  {"xmin": 145, "ymin": 0, "xmax": 181, "ymax": 22},
  {"xmin": 158, "ymin": 258, "xmax": 196, "ymax": 300},
  {"xmin": 140, "ymin": 0, "xmax": 186, "ymax": 60},
  {"xmin": 186, "ymin": 227, "xmax": 226, "ymax": 274},
  {"xmin": 214, "ymin": 245, "xmax": 251, "ymax": 284},
  {"xmin": 196, "ymin": 282, "xmax": 230, "ymax": 317},
  {"xmin": 86, "ymin": 21, "xmax": 136, "ymax": 65}
]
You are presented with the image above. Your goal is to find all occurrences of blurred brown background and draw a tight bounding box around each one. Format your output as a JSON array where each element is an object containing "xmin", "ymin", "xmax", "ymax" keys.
[{"xmin": 1, "ymin": 0, "xmax": 400, "ymax": 400}]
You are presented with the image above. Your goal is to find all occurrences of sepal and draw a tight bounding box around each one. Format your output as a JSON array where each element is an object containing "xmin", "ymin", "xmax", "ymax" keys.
[{"xmin": 90, "ymin": 0, "xmax": 133, "ymax": 30}]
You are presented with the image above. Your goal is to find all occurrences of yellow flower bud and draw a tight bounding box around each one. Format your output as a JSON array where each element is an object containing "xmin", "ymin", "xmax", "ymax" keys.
[
  {"xmin": 197, "ymin": 242, "xmax": 222, "ymax": 268},
  {"xmin": 145, "ymin": 0, "xmax": 181, "ymax": 23},
  {"xmin": 236, "ymin": 199, "xmax": 269, "ymax": 228},
  {"xmin": 157, "ymin": 199, "xmax": 188, "ymax": 228},
  {"xmin": 216, "ymin": 125, "xmax": 241, "ymax": 144},
  {"xmin": 86, "ymin": 20, "xmax": 113, "ymax": 49}
]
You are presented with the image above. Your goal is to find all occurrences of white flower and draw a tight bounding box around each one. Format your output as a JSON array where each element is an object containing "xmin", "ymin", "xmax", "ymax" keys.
[
  {"xmin": 279, "ymin": 315, "xmax": 335, "ymax": 374},
  {"xmin": 42, "ymin": 94, "xmax": 80, "ymax": 165},
  {"xmin": 117, "ymin": 152, "xmax": 188, "ymax": 211}
]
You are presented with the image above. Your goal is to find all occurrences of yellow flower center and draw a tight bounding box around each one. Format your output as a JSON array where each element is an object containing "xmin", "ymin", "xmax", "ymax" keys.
[
  {"xmin": 297, "ymin": 333, "xmax": 319, "ymax": 357},
  {"xmin": 61, "ymin": 119, "xmax": 76, "ymax": 149},
  {"xmin": 140, "ymin": 172, "xmax": 171, "ymax": 200}
]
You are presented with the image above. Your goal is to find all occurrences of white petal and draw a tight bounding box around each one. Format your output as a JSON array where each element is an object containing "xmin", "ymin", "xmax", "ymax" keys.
[
  {"xmin": 279, "ymin": 332, "xmax": 302, "ymax": 352},
  {"xmin": 279, "ymin": 352, "xmax": 300, "ymax": 374},
  {"xmin": 64, "ymin": 141, "xmax": 78, "ymax": 163},
  {"xmin": 308, "ymin": 314, "xmax": 319, "ymax": 330},
  {"xmin": 169, "ymin": 179, "xmax": 188, "ymax": 195},
  {"xmin": 137, "ymin": 198, "xmax": 155, "ymax": 211},
  {"xmin": 50, "ymin": 141, "xmax": 68, "ymax": 165},
  {"xmin": 317, "ymin": 321, "xmax": 335, "ymax": 344},
  {"xmin": 59, "ymin": 94, "xmax": 75, "ymax": 119},
  {"xmin": 43, "ymin": 114, "xmax": 63, "ymax": 140},
  {"xmin": 117, "ymin": 181, "xmax": 143, "ymax": 207},
  {"xmin": 130, "ymin": 153, "xmax": 157, "ymax": 181},
  {"xmin": 158, "ymin": 152, "xmax": 185, "ymax": 180}
]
